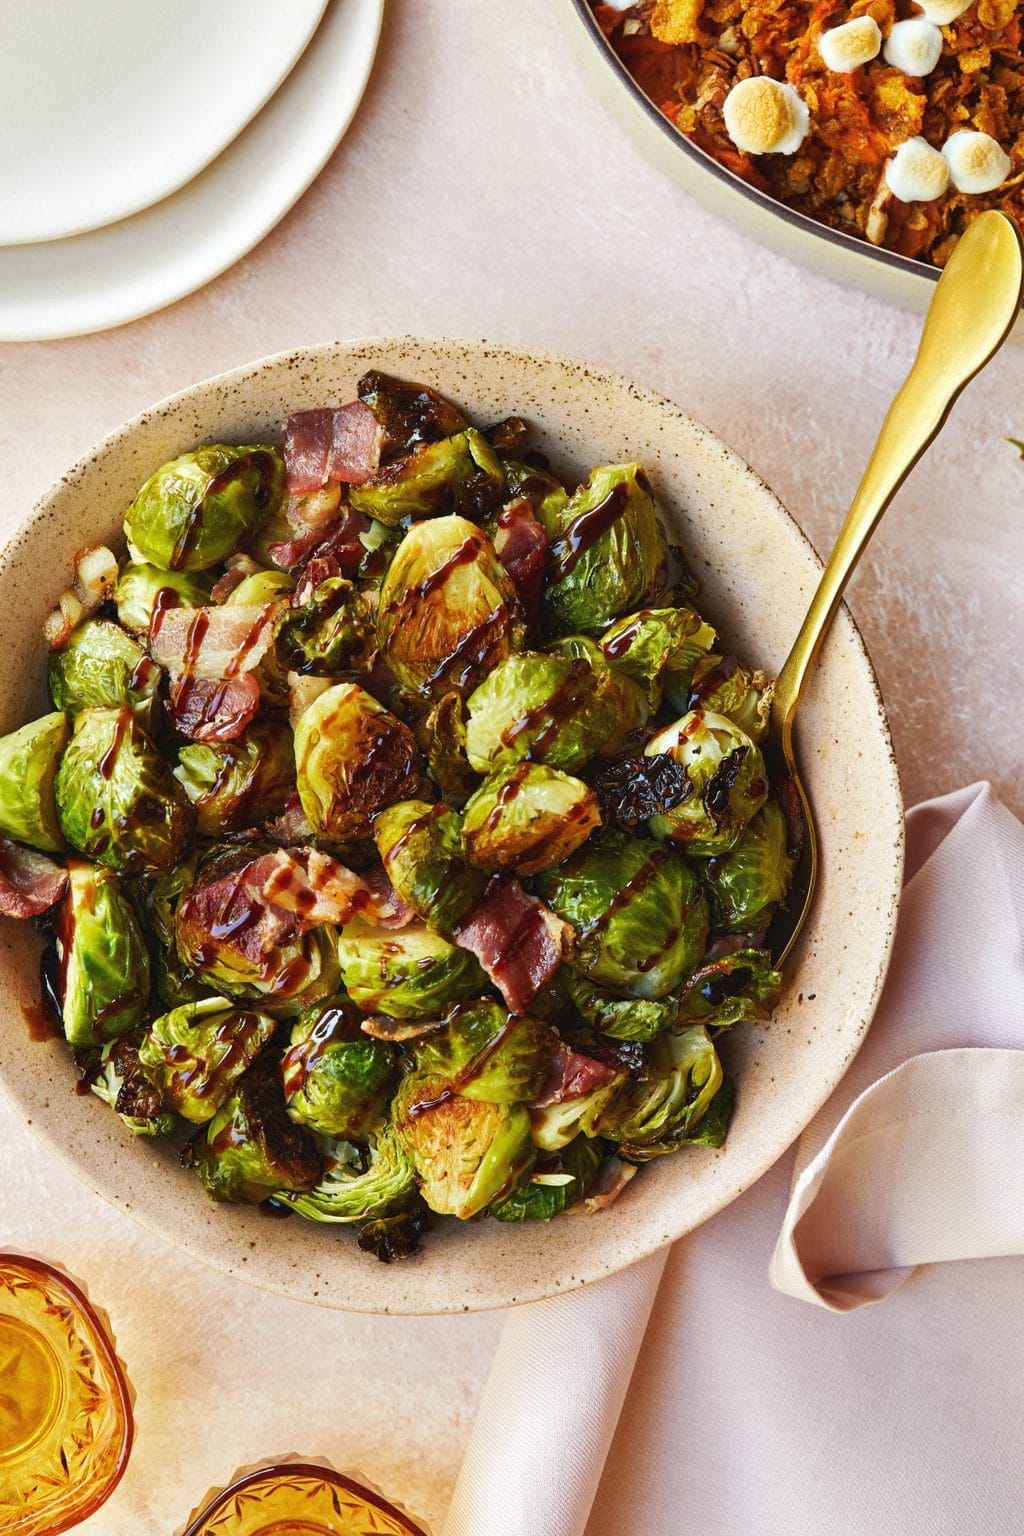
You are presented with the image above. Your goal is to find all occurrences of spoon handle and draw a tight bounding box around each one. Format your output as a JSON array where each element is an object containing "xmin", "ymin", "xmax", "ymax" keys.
[{"xmin": 770, "ymin": 209, "xmax": 1024, "ymax": 747}]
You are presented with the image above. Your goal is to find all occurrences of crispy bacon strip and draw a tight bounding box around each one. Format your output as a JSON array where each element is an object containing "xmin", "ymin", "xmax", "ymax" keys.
[
  {"xmin": 535, "ymin": 1045, "xmax": 620, "ymax": 1107},
  {"xmin": 284, "ymin": 403, "xmax": 383, "ymax": 494},
  {"xmin": 167, "ymin": 674, "xmax": 261, "ymax": 743},
  {"xmin": 0, "ymin": 840, "xmax": 67, "ymax": 919},
  {"xmin": 455, "ymin": 878, "xmax": 568, "ymax": 1014},
  {"xmin": 177, "ymin": 853, "xmax": 299, "ymax": 973},
  {"xmin": 492, "ymin": 499, "xmax": 547, "ymax": 618},
  {"xmin": 149, "ymin": 605, "xmax": 278, "ymax": 681},
  {"xmin": 261, "ymin": 850, "xmax": 414, "ymax": 932},
  {"xmin": 269, "ymin": 506, "xmax": 367, "ymax": 575}
]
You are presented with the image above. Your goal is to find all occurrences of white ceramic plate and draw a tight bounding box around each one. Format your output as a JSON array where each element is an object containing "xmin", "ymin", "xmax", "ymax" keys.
[
  {"xmin": 0, "ymin": 0, "xmax": 383, "ymax": 341},
  {"xmin": 0, "ymin": 0, "xmax": 328, "ymax": 245}
]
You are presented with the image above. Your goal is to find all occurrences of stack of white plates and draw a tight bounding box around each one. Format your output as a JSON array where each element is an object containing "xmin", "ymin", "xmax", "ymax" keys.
[{"xmin": 0, "ymin": 0, "xmax": 383, "ymax": 339}]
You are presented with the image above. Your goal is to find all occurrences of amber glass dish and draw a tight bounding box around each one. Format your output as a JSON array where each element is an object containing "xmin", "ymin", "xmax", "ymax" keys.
[
  {"xmin": 181, "ymin": 1461, "xmax": 428, "ymax": 1536},
  {"xmin": 0, "ymin": 1254, "xmax": 133, "ymax": 1536}
]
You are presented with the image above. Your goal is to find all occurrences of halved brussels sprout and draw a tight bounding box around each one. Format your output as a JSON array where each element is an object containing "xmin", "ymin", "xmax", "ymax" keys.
[
  {"xmin": 138, "ymin": 997, "xmax": 276, "ymax": 1122},
  {"xmin": 48, "ymin": 618, "xmax": 161, "ymax": 726},
  {"xmin": 0, "ymin": 712, "xmax": 68, "ymax": 852},
  {"xmin": 600, "ymin": 606, "xmax": 717, "ymax": 709},
  {"xmin": 115, "ymin": 562, "xmax": 215, "ymax": 637},
  {"xmin": 462, "ymin": 762, "xmax": 600, "ymax": 875},
  {"xmin": 282, "ymin": 1127, "xmax": 417, "ymax": 1223},
  {"xmin": 490, "ymin": 1136, "xmax": 603, "ymax": 1222},
  {"xmin": 281, "ymin": 1004, "xmax": 394, "ymax": 1138},
  {"xmin": 174, "ymin": 721, "xmax": 296, "ymax": 837},
  {"xmin": 336, "ymin": 918, "xmax": 486, "ymax": 1019},
  {"xmin": 183, "ymin": 1052, "xmax": 322, "ymax": 1204},
  {"xmin": 501, "ymin": 460, "xmax": 568, "ymax": 535},
  {"xmin": 374, "ymin": 799, "xmax": 486, "ymax": 936},
  {"xmin": 528, "ymin": 1061, "xmax": 627, "ymax": 1151},
  {"xmin": 703, "ymin": 800, "xmax": 795, "ymax": 934},
  {"xmin": 543, "ymin": 464, "xmax": 668, "ymax": 635},
  {"xmin": 413, "ymin": 1000, "xmax": 558, "ymax": 1104},
  {"xmin": 545, "ymin": 634, "xmax": 651, "ymax": 741},
  {"xmin": 139, "ymin": 852, "xmax": 206, "ymax": 1009},
  {"xmin": 562, "ymin": 968, "xmax": 678, "ymax": 1042},
  {"xmin": 683, "ymin": 654, "xmax": 772, "ymax": 741},
  {"xmin": 56, "ymin": 706, "xmax": 194, "ymax": 875},
  {"xmin": 644, "ymin": 710, "xmax": 768, "ymax": 855},
  {"xmin": 393, "ymin": 1071, "xmax": 535, "ymax": 1220},
  {"xmin": 377, "ymin": 516, "xmax": 523, "ymax": 700},
  {"xmin": 676, "ymin": 948, "xmax": 782, "ymax": 1031},
  {"xmin": 537, "ymin": 832, "xmax": 708, "ymax": 1000},
  {"xmin": 277, "ymin": 576, "xmax": 377, "ymax": 677},
  {"xmin": 294, "ymin": 682, "xmax": 425, "ymax": 840},
  {"xmin": 593, "ymin": 1026, "xmax": 723, "ymax": 1159},
  {"xmin": 421, "ymin": 691, "xmax": 479, "ymax": 808},
  {"xmin": 464, "ymin": 653, "xmax": 616, "ymax": 774},
  {"xmin": 83, "ymin": 1033, "xmax": 176, "ymax": 1137},
  {"xmin": 226, "ymin": 569, "xmax": 296, "ymax": 606},
  {"xmin": 57, "ymin": 860, "xmax": 151, "ymax": 1047},
  {"xmin": 349, "ymin": 430, "xmax": 503, "ymax": 526},
  {"xmin": 125, "ymin": 444, "xmax": 284, "ymax": 571}
]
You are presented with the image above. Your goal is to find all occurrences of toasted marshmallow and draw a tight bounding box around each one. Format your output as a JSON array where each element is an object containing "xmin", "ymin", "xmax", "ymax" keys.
[
  {"xmin": 942, "ymin": 129, "xmax": 1012, "ymax": 193},
  {"xmin": 722, "ymin": 77, "xmax": 810, "ymax": 156},
  {"xmin": 883, "ymin": 18, "xmax": 944, "ymax": 75},
  {"xmin": 818, "ymin": 16, "xmax": 883, "ymax": 71},
  {"xmin": 915, "ymin": 0, "xmax": 972, "ymax": 21},
  {"xmin": 885, "ymin": 136, "xmax": 951, "ymax": 201}
]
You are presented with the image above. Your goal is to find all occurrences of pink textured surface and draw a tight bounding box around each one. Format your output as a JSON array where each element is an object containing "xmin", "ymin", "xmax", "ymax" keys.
[{"xmin": 0, "ymin": 2, "xmax": 1020, "ymax": 1532}]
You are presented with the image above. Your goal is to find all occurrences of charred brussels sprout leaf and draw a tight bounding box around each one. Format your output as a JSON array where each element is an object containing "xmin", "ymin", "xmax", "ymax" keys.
[
  {"xmin": 282, "ymin": 1006, "xmax": 394, "ymax": 1138},
  {"xmin": 462, "ymin": 762, "xmax": 601, "ymax": 875},
  {"xmin": 645, "ymin": 710, "xmax": 767, "ymax": 855},
  {"xmin": 377, "ymin": 516, "xmax": 523, "ymax": 700},
  {"xmin": 543, "ymin": 465, "xmax": 668, "ymax": 636},
  {"xmin": 413, "ymin": 1001, "xmax": 558, "ymax": 1104},
  {"xmin": 600, "ymin": 606, "xmax": 717, "ymax": 708},
  {"xmin": 337, "ymin": 918, "xmax": 486, "ymax": 1019},
  {"xmin": 537, "ymin": 833, "xmax": 708, "ymax": 1000},
  {"xmin": 393, "ymin": 1071, "xmax": 535, "ymax": 1220},
  {"xmin": 422, "ymin": 692, "xmax": 479, "ymax": 808},
  {"xmin": 358, "ymin": 370, "xmax": 468, "ymax": 458},
  {"xmin": 349, "ymin": 433, "xmax": 486, "ymax": 526},
  {"xmin": 48, "ymin": 619, "xmax": 161, "ymax": 727},
  {"xmin": 465, "ymin": 653, "xmax": 619, "ymax": 774},
  {"xmin": 0, "ymin": 712, "xmax": 68, "ymax": 852},
  {"xmin": 562, "ymin": 969, "xmax": 678, "ymax": 1042},
  {"xmin": 58, "ymin": 860, "xmax": 151, "ymax": 1047},
  {"xmin": 56, "ymin": 706, "xmax": 194, "ymax": 875},
  {"xmin": 594, "ymin": 1026, "xmax": 723, "ymax": 1158},
  {"xmin": 294, "ymin": 682, "xmax": 425, "ymax": 840},
  {"xmin": 115, "ymin": 563, "xmax": 215, "ymax": 637},
  {"xmin": 683, "ymin": 655, "xmax": 772, "ymax": 740},
  {"xmin": 356, "ymin": 1203, "xmax": 431, "ymax": 1262},
  {"xmin": 83, "ymin": 1033, "xmax": 176, "ymax": 1137},
  {"xmin": 679, "ymin": 1077, "xmax": 735, "ymax": 1148},
  {"xmin": 703, "ymin": 800, "xmax": 795, "ymax": 934},
  {"xmin": 174, "ymin": 721, "xmax": 296, "ymax": 837},
  {"xmin": 277, "ymin": 577, "xmax": 377, "ymax": 677},
  {"xmin": 490, "ymin": 1136, "xmax": 603, "ymax": 1222},
  {"xmin": 283, "ymin": 1127, "xmax": 417, "ymax": 1224},
  {"xmin": 183, "ymin": 1052, "xmax": 322, "ymax": 1204},
  {"xmin": 374, "ymin": 799, "xmax": 486, "ymax": 936},
  {"xmin": 676, "ymin": 949, "xmax": 781, "ymax": 1030},
  {"xmin": 125, "ymin": 444, "xmax": 284, "ymax": 571},
  {"xmin": 138, "ymin": 997, "xmax": 275, "ymax": 1123}
]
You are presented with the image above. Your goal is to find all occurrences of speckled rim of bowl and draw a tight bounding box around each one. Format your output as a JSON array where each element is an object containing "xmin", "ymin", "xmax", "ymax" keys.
[
  {"xmin": 565, "ymin": 1, "xmax": 944, "ymax": 298},
  {"xmin": 0, "ymin": 337, "xmax": 904, "ymax": 1315}
]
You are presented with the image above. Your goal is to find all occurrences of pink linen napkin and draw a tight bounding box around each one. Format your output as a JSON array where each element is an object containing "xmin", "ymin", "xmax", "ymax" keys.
[{"xmin": 444, "ymin": 783, "xmax": 1024, "ymax": 1536}]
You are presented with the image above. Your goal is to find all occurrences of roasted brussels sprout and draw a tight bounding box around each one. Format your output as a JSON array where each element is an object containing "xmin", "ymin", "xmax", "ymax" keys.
[
  {"xmin": 183, "ymin": 1052, "xmax": 322, "ymax": 1204},
  {"xmin": 377, "ymin": 517, "xmax": 523, "ymax": 700},
  {"xmin": 141, "ymin": 852, "xmax": 206, "ymax": 1009},
  {"xmin": 678, "ymin": 1078, "xmax": 735, "ymax": 1149},
  {"xmin": 0, "ymin": 712, "xmax": 68, "ymax": 852},
  {"xmin": 294, "ymin": 682, "xmax": 425, "ymax": 840},
  {"xmin": 490, "ymin": 1136, "xmax": 603, "ymax": 1222},
  {"xmin": 336, "ymin": 918, "xmax": 486, "ymax": 1019},
  {"xmin": 124, "ymin": 444, "xmax": 284, "ymax": 571},
  {"xmin": 462, "ymin": 762, "xmax": 600, "ymax": 874},
  {"xmin": 283, "ymin": 1126, "xmax": 417, "ymax": 1224},
  {"xmin": 528, "ymin": 1057, "xmax": 627, "ymax": 1152},
  {"xmin": 277, "ymin": 576, "xmax": 376, "ymax": 677},
  {"xmin": 115, "ymin": 562, "xmax": 215, "ymax": 637},
  {"xmin": 174, "ymin": 721, "xmax": 296, "ymax": 836},
  {"xmin": 644, "ymin": 710, "xmax": 768, "ymax": 854},
  {"xmin": 48, "ymin": 618, "xmax": 161, "ymax": 726},
  {"xmin": 374, "ymin": 799, "xmax": 486, "ymax": 935},
  {"xmin": 537, "ymin": 833, "xmax": 708, "ymax": 1000},
  {"xmin": 84, "ymin": 1033, "xmax": 176, "ymax": 1137},
  {"xmin": 702, "ymin": 800, "xmax": 795, "ymax": 933},
  {"xmin": 56, "ymin": 706, "xmax": 194, "ymax": 875},
  {"xmin": 349, "ymin": 430, "xmax": 502, "ymax": 526},
  {"xmin": 226, "ymin": 569, "xmax": 296, "ymax": 606},
  {"xmin": 359, "ymin": 370, "xmax": 468, "ymax": 457},
  {"xmin": 676, "ymin": 949, "xmax": 782, "ymax": 1031},
  {"xmin": 422, "ymin": 691, "xmax": 479, "ymax": 807},
  {"xmin": 684, "ymin": 655, "xmax": 772, "ymax": 741},
  {"xmin": 545, "ymin": 634, "xmax": 651, "ymax": 740},
  {"xmin": 281, "ymin": 1002, "xmax": 394, "ymax": 1138},
  {"xmin": 464, "ymin": 653, "xmax": 616, "ymax": 774},
  {"xmin": 594, "ymin": 1026, "xmax": 723, "ymax": 1159},
  {"xmin": 543, "ymin": 465, "xmax": 668, "ymax": 635},
  {"xmin": 413, "ymin": 1001, "xmax": 558, "ymax": 1104},
  {"xmin": 501, "ymin": 460, "xmax": 568, "ymax": 535},
  {"xmin": 561, "ymin": 968, "xmax": 678, "ymax": 1042},
  {"xmin": 138, "ymin": 997, "xmax": 276, "ymax": 1122},
  {"xmin": 393, "ymin": 1071, "xmax": 535, "ymax": 1219},
  {"xmin": 57, "ymin": 860, "xmax": 151, "ymax": 1046},
  {"xmin": 600, "ymin": 606, "xmax": 717, "ymax": 708}
]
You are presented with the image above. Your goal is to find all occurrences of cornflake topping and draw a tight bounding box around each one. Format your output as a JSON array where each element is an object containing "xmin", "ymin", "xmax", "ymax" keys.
[
  {"xmin": 885, "ymin": 136, "xmax": 951, "ymax": 202},
  {"xmin": 722, "ymin": 77, "xmax": 810, "ymax": 156},
  {"xmin": 942, "ymin": 130, "xmax": 1012, "ymax": 193},
  {"xmin": 818, "ymin": 16, "xmax": 882, "ymax": 72}
]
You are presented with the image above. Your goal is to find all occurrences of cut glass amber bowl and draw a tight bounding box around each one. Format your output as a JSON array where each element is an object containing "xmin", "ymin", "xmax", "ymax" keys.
[
  {"xmin": 0, "ymin": 1255, "xmax": 133, "ymax": 1536},
  {"xmin": 181, "ymin": 1461, "xmax": 428, "ymax": 1536}
]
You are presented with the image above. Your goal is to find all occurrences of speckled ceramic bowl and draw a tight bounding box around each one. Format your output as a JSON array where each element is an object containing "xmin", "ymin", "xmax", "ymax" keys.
[{"xmin": 0, "ymin": 339, "xmax": 903, "ymax": 1314}]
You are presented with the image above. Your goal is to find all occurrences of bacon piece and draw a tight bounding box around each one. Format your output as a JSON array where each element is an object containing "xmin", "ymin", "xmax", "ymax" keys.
[
  {"xmin": 265, "ymin": 795, "xmax": 315, "ymax": 844},
  {"xmin": 149, "ymin": 605, "xmax": 278, "ymax": 681},
  {"xmin": 454, "ymin": 878, "xmax": 568, "ymax": 1014},
  {"xmin": 261, "ymin": 850, "xmax": 415, "ymax": 932},
  {"xmin": 269, "ymin": 506, "xmax": 367, "ymax": 576},
  {"xmin": 568, "ymin": 1156, "xmax": 637, "ymax": 1215},
  {"xmin": 361, "ymin": 866, "xmax": 415, "ymax": 929},
  {"xmin": 167, "ymin": 674, "xmax": 261, "ymax": 742},
  {"xmin": 0, "ymin": 840, "xmax": 67, "ymax": 919},
  {"xmin": 535, "ymin": 1045, "xmax": 620, "ymax": 1107},
  {"xmin": 293, "ymin": 556, "xmax": 343, "ymax": 605},
  {"xmin": 177, "ymin": 853, "xmax": 299, "ymax": 974},
  {"xmin": 284, "ymin": 403, "xmax": 383, "ymax": 495},
  {"xmin": 360, "ymin": 1016, "xmax": 443, "ymax": 1043},
  {"xmin": 492, "ymin": 499, "xmax": 548, "ymax": 617}
]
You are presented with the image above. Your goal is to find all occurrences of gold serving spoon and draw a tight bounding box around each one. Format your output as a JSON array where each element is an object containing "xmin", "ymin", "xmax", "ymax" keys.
[{"xmin": 769, "ymin": 209, "xmax": 1024, "ymax": 963}]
